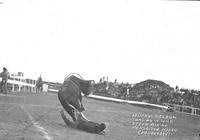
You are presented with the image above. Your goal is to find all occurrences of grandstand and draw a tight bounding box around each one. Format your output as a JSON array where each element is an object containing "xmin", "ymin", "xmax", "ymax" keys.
[{"xmin": 93, "ymin": 79, "xmax": 200, "ymax": 117}]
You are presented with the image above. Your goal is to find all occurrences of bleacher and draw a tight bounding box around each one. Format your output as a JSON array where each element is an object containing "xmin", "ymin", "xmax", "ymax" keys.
[{"xmin": 93, "ymin": 79, "xmax": 200, "ymax": 117}]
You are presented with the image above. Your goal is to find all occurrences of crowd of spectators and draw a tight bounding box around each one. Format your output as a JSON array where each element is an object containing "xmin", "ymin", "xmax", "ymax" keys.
[{"xmin": 93, "ymin": 77, "xmax": 200, "ymax": 109}]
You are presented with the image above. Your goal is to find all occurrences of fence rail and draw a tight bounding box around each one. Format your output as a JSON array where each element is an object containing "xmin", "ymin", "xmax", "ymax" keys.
[{"xmin": 163, "ymin": 103, "xmax": 200, "ymax": 116}]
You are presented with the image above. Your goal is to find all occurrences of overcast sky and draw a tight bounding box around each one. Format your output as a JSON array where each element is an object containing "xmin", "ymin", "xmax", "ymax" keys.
[{"xmin": 0, "ymin": 0, "xmax": 200, "ymax": 89}]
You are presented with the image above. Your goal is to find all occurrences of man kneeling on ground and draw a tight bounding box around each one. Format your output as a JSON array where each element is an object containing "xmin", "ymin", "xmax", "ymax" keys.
[{"xmin": 60, "ymin": 110, "xmax": 106, "ymax": 134}]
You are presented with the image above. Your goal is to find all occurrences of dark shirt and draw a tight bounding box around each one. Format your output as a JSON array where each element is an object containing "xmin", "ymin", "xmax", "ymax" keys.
[{"xmin": 0, "ymin": 71, "xmax": 9, "ymax": 82}]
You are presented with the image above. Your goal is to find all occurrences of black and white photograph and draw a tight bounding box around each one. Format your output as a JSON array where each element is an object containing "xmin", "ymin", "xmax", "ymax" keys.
[{"xmin": 0, "ymin": 0, "xmax": 200, "ymax": 140}]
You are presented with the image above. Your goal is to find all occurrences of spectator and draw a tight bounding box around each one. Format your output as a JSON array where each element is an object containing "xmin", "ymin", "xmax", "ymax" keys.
[
  {"xmin": 93, "ymin": 78, "xmax": 200, "ymax": 110},
  {"xmin": 36, "ymin": 75, "xmax": 43, "ymax": 93},
  {"xmin": 0, "ymin": 67, "xmax": 9, "ymax": 94}
]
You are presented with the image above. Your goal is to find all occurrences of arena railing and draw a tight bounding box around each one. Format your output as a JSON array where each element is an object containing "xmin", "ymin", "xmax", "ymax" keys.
[
  {"xmin": 47, "ymin": 88, "xmax": 168, "ymax": 109},
  {"xmin": 163, "ymin": 103, "xmax": 200, "ymax": 116}
]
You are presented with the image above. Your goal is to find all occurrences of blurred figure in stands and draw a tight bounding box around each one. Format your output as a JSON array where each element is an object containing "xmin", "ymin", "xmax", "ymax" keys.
[
  {"xmin": 0, "ymin": 67, "xmax": 9, "ymax": 94},
  {"xmin": 36, "ymin": 75, "xmax": 43, "ymax": 93}
]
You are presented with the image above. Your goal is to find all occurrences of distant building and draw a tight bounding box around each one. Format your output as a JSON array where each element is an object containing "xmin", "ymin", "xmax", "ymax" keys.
[
  {"xmin": 0, "ymin": 72, "xmax": 36, "ymax": 93},
  {"xmin": 43, "ymin": 81, "xmax": 62, "ymax": 93}
]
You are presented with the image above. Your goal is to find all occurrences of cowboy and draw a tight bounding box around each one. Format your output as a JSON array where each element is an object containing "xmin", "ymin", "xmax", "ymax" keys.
[
  {"xmin": 58, "ymin": 75, "xmax": 93, "ymax": 121},
  {"xmin": 0, "ymin": 67, "xmax": 9, "ymax": 94},
  {"xmin": 60, "ymin": 110, "xmax": 106, "ymax": 134},
  {"xmin": 36, "ymin": 75, "xmax": 43, "ymax": 93}
]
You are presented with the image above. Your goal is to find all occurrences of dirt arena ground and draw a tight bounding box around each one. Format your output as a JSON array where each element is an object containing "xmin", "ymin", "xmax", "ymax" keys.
[{"xmin": 0, "ymin": 92, "xmax": 200, "ymax": 140}]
